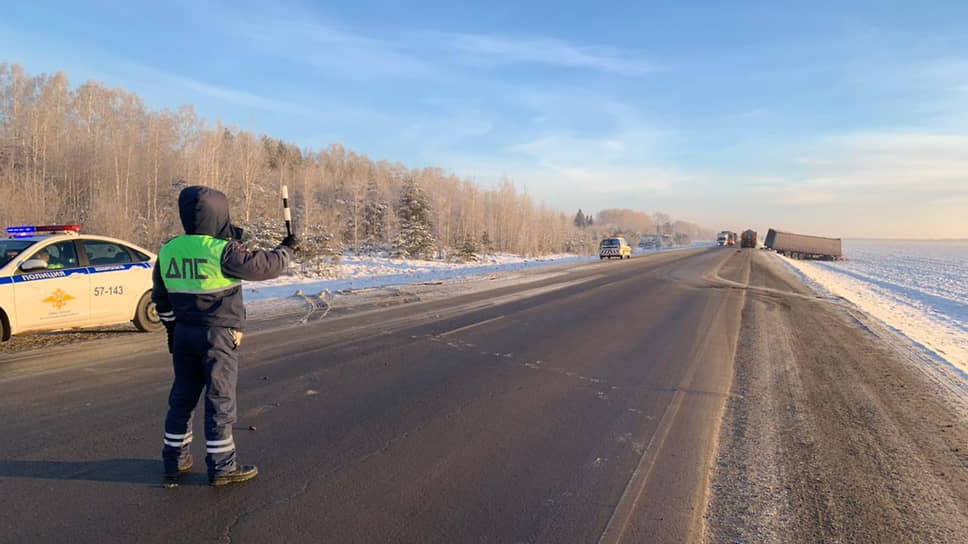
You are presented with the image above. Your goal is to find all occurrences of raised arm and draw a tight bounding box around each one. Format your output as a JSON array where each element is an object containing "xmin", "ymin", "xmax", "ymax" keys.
[{"xmin": 220, "ymin": 241, "xmax": 293, "ymax": 282}]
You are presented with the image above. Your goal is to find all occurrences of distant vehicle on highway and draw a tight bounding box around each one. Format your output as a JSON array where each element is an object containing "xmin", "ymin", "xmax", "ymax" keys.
[
  {"xmin": 717, "ymin": 231, "xmax": 738, "ymax": 246},
  {"xmin": 0, "ymin": 224, "xmax": 162, "ymax": 341},
  {"xmin": 741, "ymin": 230, "xmax": 757, "ymax": 248},
  {"xmin": 638, "ymin": 234, "xmax": 661, "ymax": 249},
  {"xmin": 599, "ymin": 236, "xmax": 632, "ymax": 260}
]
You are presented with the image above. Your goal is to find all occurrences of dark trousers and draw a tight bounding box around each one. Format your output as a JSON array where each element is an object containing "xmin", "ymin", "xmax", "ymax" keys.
[{"xmin": 162, "ymin": 324, "xmax": 239, "ymax": 476}]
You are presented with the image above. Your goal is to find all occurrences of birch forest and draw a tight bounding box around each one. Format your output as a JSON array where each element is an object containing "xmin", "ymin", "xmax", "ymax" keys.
[{"xmin": 0, "ymin": 63, "xmax": 710, "ymax": 258}]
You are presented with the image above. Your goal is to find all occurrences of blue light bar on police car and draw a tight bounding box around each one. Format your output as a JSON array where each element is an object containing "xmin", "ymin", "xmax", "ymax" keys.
[
  {"xmin": 6, "ymin": 225, "xmax": 37, "ymax": 235},
  {"xmin": 5, "ymin": 224, "xmax": 82, "ymax": 237}
]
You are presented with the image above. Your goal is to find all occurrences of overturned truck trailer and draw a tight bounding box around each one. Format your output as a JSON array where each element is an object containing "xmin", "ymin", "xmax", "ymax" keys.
[{"xmin": 764, "ymin": 229, "xmax": 842, "ymax": 260}]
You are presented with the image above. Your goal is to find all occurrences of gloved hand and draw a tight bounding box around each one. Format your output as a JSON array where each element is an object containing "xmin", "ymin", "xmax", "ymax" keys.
[
  {"xmin": 164, "ymin": 321, "xmax": 176, "ymax": 354},
  {"xmin": 280, "ymin": 234, "xmax": 301, "ymax": 251}
]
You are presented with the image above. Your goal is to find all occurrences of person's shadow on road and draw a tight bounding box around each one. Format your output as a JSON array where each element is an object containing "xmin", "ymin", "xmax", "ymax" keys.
[{"xmin": 0, "ymin": 459, "xmax": 209, "ymax": 486}]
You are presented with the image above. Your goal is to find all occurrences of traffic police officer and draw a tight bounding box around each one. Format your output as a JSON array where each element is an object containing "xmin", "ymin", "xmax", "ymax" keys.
[{"xmin": 153, "ymin": 185, "xmax": 298, "ymax": 486}]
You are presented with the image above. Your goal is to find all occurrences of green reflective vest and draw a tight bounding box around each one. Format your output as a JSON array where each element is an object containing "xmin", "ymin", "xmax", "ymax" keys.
[{"xmin": 158, "ymin": 235, "xmax": 240, "ymax": 294}]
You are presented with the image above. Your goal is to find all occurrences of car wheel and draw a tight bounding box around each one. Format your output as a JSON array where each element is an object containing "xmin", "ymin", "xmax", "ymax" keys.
[
  {"xmin": 0, "ymin": 309, "xmax": 10, "ymax": 342},
  {"xmin": 132, "ymin": 291, "xmax": 164, "ymax": 332}
]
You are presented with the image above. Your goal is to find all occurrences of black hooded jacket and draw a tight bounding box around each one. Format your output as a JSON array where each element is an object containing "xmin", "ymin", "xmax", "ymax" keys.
[{"xmin": 152, "ymin": 186, "xmax": 292, "ymax": 329}]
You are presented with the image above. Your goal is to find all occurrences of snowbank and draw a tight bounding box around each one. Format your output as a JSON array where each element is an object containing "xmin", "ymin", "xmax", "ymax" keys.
[
  {"xmin": 241, "ymin": 253, "xmax": 595, "ymax": 301},
  {"xmin": 780, "ymin": 240, "xmax": 968, "ymax": 376}
]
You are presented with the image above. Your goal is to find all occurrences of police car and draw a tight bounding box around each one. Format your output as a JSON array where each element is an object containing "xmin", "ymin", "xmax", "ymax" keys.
[
  {"xmin": 599, "ymin": 236, "xmax": 632, "ymax": 260},
  {"xmin": 0, "ymin": 225, "xmax": 163, "ymax": 341}
]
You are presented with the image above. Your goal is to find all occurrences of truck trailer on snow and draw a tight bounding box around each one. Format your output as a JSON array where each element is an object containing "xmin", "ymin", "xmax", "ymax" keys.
[{"xmin": 764, "ymin": 229, "xmax": 842, "ymax": 260}]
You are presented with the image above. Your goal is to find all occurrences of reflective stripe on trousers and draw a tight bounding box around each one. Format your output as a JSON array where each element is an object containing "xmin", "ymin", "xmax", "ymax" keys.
[{"xmin": 162, "ymin": 324, "xmax": 239, "ymax": 476}]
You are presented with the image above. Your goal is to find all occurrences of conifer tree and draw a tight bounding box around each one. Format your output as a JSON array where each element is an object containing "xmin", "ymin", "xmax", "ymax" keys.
[
  {"xmin": 573, "ymin": 209, "xmax": 587, "ymax": 228},
  {"xmin": 392, "ymin": 178, "xmax": 436, "ymax": 259},
  {"xmin": 361, "ymin": 175, "xmax": 389, "ymax": 251},
  {"xmin": 458, "ymin": 232, "xmax": 479, "ymax": 262},
  {"xmin": 480, "ymin": 231, "xmax": 492, "ymax": 252}
]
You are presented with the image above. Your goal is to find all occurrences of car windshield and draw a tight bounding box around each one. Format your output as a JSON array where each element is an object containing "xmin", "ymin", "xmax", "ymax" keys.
[
  {"xmin": 0, "ymin": 239, "xmax": 36, "ymax": 268},
  {"xmin": 601, "ymin": 239, "xmax": 619, "ymax": 247}
]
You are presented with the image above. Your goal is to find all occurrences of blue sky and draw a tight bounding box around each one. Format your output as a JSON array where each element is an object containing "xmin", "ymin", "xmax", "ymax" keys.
[{"xmin": 3, "ymin": 0, "xmax": 967, "ymax": 237}]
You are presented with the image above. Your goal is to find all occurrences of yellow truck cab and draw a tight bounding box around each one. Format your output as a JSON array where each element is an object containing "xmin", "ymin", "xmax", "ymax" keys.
[
  {"xmin": 599, "ymin": 236, "xmax": 632, "ymax": 260},
  {"xmin": 0, "ymin": 224, "xmax": 162, "ymax": 341}
]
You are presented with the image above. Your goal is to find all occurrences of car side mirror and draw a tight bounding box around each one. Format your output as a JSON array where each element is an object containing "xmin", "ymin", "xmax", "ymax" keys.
[{"xmin": 20, "ymin": 259, "xmax": 48, "ymax": 272}]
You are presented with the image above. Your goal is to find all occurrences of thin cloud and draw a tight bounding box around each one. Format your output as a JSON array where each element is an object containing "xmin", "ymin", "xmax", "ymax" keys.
[
  {"xmin": 731, "ymin": 130, "xmax": 968, "ymax": 236},
  {"xmin": 801, "ymin": 131, "xmax": 968, "ymax": 191},
  {"xmin": 228, "ymin": 17, "xmax": 663, "ymax": 80},
  {"xmin": 168, "ymin": 74, "xmax": 317, "ymax": 116},
  {"xmin": 115, "ymin": 61, "xmax": 312, "ymax": 115},
  {"xmin": 431, "ymin": 32, "xmax": 664, "ymax": 76},
  {"xmin": 185, "ymin": 0, "xmax": 436, "ymax": 80},
  {"xmin": 229, "ymin": 18, "xmax": 437, "ymax": 80},
  {"xmin": 749, "ymin": 183, "xmax": 838, "ymax": 206},
  {"xmin": 503, "ymin": 131, "xmax": 681, "ymax": 196},
  {"xmin": 117, "ymin": 62, "xmax": 391, "ymax": 122},
  {"xmin": 508, "ymin": 129, "xmax": 664, "ymax": 169}
]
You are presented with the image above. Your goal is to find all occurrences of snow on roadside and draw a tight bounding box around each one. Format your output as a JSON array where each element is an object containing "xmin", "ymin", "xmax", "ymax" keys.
[
  {"xmin": 779, "ymin": 240, "xmax": 968, "ymax": 376},
  {"xmin": 241, "ymin": 253, "xmax": 595, "ymax": 301}
]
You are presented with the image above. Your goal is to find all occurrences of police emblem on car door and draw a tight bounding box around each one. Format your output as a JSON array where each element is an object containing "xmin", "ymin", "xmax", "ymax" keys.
[{"xmin": 13, "ymin": 240, "xmax": 90, "ymax": 330}]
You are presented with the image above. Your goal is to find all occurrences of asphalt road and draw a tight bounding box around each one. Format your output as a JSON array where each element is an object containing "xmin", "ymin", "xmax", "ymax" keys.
[
  {"xmin": 707, "ymin": 249, "xmax": 968, "ymax": 543},
  {"xmin": 1, "ymin": 248, "xmax": 965, "ymax": 543}
]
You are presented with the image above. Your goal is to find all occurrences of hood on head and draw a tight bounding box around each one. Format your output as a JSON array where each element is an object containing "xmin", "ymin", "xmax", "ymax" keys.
[{"xmin": 178, "ymin": 185, "xmax": 234, "ymax": 239}]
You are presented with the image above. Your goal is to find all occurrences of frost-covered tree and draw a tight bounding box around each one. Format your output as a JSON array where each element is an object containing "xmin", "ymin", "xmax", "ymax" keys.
[
  {"xmin": 573, "ymin": 209, "xmax": 587, "ymax": 228},
  {"xmin": 0, "ymin": 63, "xmax": 716, "ymax": 256},
  {"xmin": 480, "ymin": 230, "xmax": 492, "ymax": 252},
  {"xmin": 392, "ymin": 178, "xmax": 436, "ymax": 259},
  {"xmin": 361, "ymin": 174, "xmax": 389, "ymax": 252},
  {"xmin": 457, "ymin": 232, "xmax": 479, "ymax": 262}
]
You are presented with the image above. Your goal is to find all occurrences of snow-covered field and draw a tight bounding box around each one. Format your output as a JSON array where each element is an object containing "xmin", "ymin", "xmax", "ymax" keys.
[{"xmin": 782, "ymin": 239, "xmax": 968, "ymax": 376}]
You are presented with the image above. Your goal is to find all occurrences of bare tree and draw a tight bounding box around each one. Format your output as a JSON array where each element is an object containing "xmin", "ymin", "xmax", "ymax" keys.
[{"xmin": 0, "ymin": 63, "xmax": 713, "ymax": 258}]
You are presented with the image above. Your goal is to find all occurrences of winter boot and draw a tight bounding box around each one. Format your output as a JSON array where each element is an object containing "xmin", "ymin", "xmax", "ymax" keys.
[
  {"xmin": 163, "ymin": 459, "xmax": 194, "ymax": 488},
  {"xmin": 210, "ymin": 464, "xmax": 259, "ymax": 487}
]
